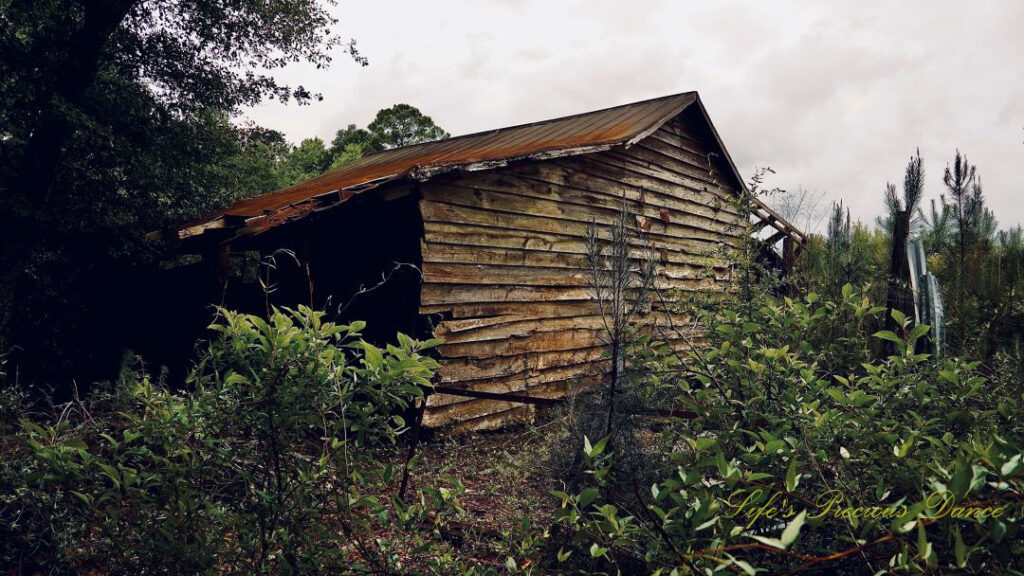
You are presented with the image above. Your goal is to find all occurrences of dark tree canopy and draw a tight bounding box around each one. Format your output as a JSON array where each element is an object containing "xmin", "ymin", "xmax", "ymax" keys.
[
  {"xmin": 218, "ymin": 126, "xmax": 294, "ymax": 200},
  {"xmin": 0, "ymin": 0, "xmax": 364, "ymax": 386},
  {"xmin": 330, "ymin": 124, "xmax": 378, "ymax": 156},
  {"xmin": 321, "ymin": 107, "xmax": 449, "ymax": 169},
  {"xmin": 366, "ymin": 104, "xmax": 450, "ymax": 149},
  {"xmin": 230, "ymin": 106, "xmax": 453, "ymax": 190},
  {"xmin": 1, "ymin": 0, "xmax": 362, "ymax": 230},
  {"xmin": 279, "ymin": 138, "xmax": 334, "ymax": 184},
  {"xmin": 327, "ymin": 124, "xmax": 380, "ymax": 168}
]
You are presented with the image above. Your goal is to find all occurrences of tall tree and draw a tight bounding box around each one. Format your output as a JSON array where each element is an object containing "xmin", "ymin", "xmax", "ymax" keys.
[
  {"xmin": 279, "ymin": 137, "xmax": 333, "ymax": 185},
  {"xmin": 2, "ymin": 0, "xmax": 363, "ymax": 233},
  {"xmin": 942, "ymin": 151, "xmax": 987, "ymax": 351},
  {"xmin": 217, "ymin": 126, "xmax": 294, "ymax": 199},
  {"xmin": 0, "ymin": 0, "xmax": 364, "ymax": 384},
  {"xmin": 322, "ymin": 107, "xmax": 449, "ymax": 169},
  {"xmin": 882, "ymin": 150, "xmax": 925, "ymax": 341},
  {"xmin": 366, "ymin": 104, "xmax": 450, "ymax": 149},
  {"xmin": 327, "ymin": 123, "xmax": 381, "ymax": 168},
  {"xmin": 917, "ymin": 198, "xmax": 952, "ymax": 255},
  {"xmin": 944, "ymin": 151, "xmax": 977, "ymax": 304},
  {"xmin": 330, "ymin": 124, "xmax": 379, "ymax": 157},
  {"xmin": 822, "ymin": 201, "xmax": 854, "ymax": 298}
]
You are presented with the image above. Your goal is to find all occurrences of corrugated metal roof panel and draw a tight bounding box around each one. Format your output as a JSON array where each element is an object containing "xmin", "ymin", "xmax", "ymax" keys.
[{"xmin": 174, "ymin": 92, "xmax": 698, "ymax": 239}]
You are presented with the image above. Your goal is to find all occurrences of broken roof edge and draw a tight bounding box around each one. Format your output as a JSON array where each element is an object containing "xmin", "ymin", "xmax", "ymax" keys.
[{"xmin": 166, "ymin": 142, "xmax": 629, "ymax": 250}]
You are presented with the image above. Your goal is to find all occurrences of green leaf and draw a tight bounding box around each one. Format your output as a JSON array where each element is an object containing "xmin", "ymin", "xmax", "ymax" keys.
[
  {"xmin": 748, "ymin": 534, "xmax": 786, "ymax": 549},
  {"xmin": 589, "ymin": 543, "xmax": 608, "ymax": 558},
  {"xmin": 577, "ymin": 487, "xmax": 599, "ymax": 508},
  {"xmin": 62, "ymin": 438, "xmax": 90, "ymax": 452},
  {"xmin": 715, "ymin": 449, "xmax": 733, "ymax": 479},
  {"xmin": 97, "ymin": 463, "xmax": 121, "ymax": 489},
  {"xmin": 1001, "ymin": 453, "xmax": 1021, "ymax": 477},
  {"xmin": 361, "ymin": 341, "xmax": 384, "ymax": 370},
  {"xmin": 954, "ymin": 527, "xmax": 966, "ymax": 568},
  {"xmin": 70, "ymin": 490, "xmax": 93, "ymax": 506},
  {"xmin": 890, "ymin": 309, "xmax": 907, "ymax": 326},
  {"xmin": 896, "ymin": 437, "xmax": 914, "ymax": 459},
  {"xmin": 920, "ymin": 542, "xmax": 934, "ymax": 565},
  {"xmin": 825, "ymin": 387, "xmax": 847, "ymax": 405},
  {"xmin": 873, "ymin": 330, "xmax": 903, "ymax": 345},
  {"xmin": 550, "ymin": 490, "xmax": 570, "ymax": 504},
  {"xmin": 224, "ymin": 372, "xmax": 249, "ymax": 386},
  {"xmin": 780, "ymin": 510, "xmax": 806, "ymax": 548},
  {"xmin": 396, "ymin": 332, "xmax": 414, "ymax": 349},
  {"xmin": 695, "ymin": 437, "xmax": 717, "ymax": 451},
  {"xmin": 734, "ymin": 559, "xmax": 757, "ymax": 576},
  {"xmin": 694, "ymin": 516, "xmax": 718, "ymax": 532},
  {"xmin": 915, "ymin": 522, "xmax": 937, "ymax": 565},
  {"xmin": 949, "ymin": 458, "xmax": 973, "ymax": 499},
  {"xmin": 505, "ymin": 556, "xmax": 517, "ymax": 571},
  {"xmin": 785, "ymin": 458, "xmax": 801, "ymax": 492},
  {"xmin": 908, "ymin": 323, "xmax": 930, "ymax": 342},
  {"xmin": 98, "ymin": 433, "xmax": 119, "ymax": 448},
  {"xmin": 990, "ymin": 519, "xmax": 1006, "ymax": 543}
]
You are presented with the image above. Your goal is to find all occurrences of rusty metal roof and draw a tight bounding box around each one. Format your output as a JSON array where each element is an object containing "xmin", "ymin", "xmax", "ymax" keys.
[{"xmin": 168, "ymin": 92, "xmax": 706, "ymax": 242}]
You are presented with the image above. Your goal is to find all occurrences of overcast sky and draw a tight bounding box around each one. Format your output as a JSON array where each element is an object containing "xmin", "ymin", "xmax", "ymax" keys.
[{"xmin": 243, "ymin": 0, "xmax": 1024, "ymax": 232}]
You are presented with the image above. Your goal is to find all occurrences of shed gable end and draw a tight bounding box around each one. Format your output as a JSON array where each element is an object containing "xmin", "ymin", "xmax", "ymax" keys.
[{"xmin": 417, "ymin": 108, "xmax": 745, "ymax": 432}]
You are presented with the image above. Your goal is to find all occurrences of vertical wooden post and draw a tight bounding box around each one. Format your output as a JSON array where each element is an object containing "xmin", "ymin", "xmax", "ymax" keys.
[
  {"xmin": 296, "ymin": 230, "xmax": 314, "ymax": 307},
  {"xmin": 204, "ymin": 243, "xmax": 230, "ymax": 307},
  {"xmin": 782, "ymin": 236, "xmax": 798, "ymax": 296},
  {"xmin": 782, "ymin": 236, "xmax": 796, "ymax": 276}
]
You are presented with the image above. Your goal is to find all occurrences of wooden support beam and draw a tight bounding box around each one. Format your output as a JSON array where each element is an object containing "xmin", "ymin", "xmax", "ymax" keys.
[
  {"xmin": 204, "ymin": 242, "xmax": 230, "ymax": 305},
  {"xmin": 762, "ymin": 230, "xmax": 788, "ymax": 247},
  {"xmin": 750, "ymin": 218, "xmax": 772, "ymax": 233}
]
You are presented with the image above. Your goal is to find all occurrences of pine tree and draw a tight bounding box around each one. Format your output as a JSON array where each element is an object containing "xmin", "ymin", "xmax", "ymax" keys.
[{"xmin": 883, "ymin": 150, "xmax": 925, "ymax": 343}]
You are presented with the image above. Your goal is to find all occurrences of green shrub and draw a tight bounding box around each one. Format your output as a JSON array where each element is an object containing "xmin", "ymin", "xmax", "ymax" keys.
[
  {"xmin": 553, "ymin": 286, "xmax": 1022, "ymax": 575},
  {"xmin": 5, "ymin": 306, "xmax": 443, "ymax": 574}
]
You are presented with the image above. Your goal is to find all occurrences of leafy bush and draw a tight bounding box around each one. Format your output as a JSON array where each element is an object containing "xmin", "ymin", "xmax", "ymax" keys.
[
  {"xmin": 794, "ymin": 218, "xmax": 887, "ymax": 304},
  {"xmin": 553, "ymin": 286, "xmax": 1022, "ymax": 575},
  {"xmin": 3, "ymin": 306, "xmax": 444, "ymax": 573}
]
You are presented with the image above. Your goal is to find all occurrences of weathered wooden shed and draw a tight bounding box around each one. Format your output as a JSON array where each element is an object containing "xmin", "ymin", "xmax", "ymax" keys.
[{"xmin": 156, "ymin": 92, "xmax": 803, "ymax": 433}]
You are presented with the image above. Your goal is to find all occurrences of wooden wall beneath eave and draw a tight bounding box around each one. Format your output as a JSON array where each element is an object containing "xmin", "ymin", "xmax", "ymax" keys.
[{"xmin": 418, "ymin": 115, "xmax": 745, "ymax": 433}]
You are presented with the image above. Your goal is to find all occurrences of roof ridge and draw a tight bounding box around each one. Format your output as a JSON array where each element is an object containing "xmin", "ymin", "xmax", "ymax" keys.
[{"xmin": 353, "ymin": 91, "xmax": 698, "ymax": 161}]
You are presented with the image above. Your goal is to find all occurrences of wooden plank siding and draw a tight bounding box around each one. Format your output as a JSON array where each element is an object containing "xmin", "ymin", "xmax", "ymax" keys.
[{"xmin": 418, "ymin": 116, "xmax": 744, "ymax": 431}]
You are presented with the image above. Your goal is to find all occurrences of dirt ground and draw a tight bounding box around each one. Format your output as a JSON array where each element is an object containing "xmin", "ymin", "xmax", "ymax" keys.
[{"xmin": 391, "ymin": 417, "xmax": 566, "ymax": 570}]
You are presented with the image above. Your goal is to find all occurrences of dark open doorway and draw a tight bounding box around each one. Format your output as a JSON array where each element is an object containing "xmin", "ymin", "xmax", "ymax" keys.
[{"xmin": 139, "ymin": 187, "xmax": 428, "ymax": 385}]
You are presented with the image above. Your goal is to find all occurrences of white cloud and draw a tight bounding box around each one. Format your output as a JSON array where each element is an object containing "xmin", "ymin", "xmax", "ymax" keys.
[{"xmin": 242, "ymin": 0, "xmax": 1024, "ymax": 229}]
